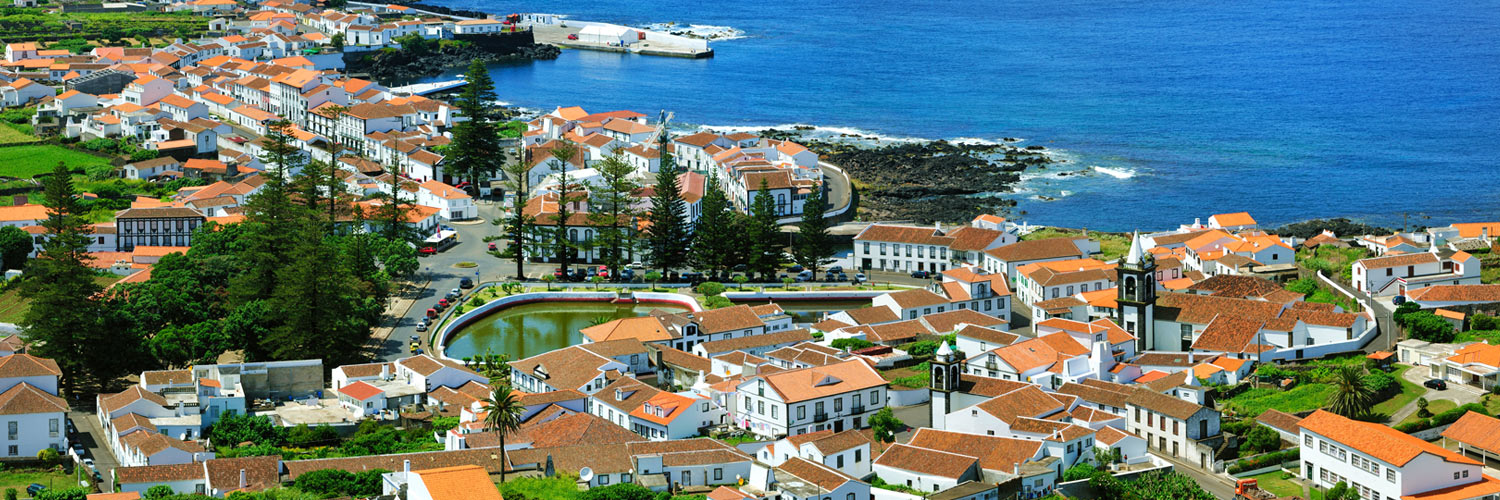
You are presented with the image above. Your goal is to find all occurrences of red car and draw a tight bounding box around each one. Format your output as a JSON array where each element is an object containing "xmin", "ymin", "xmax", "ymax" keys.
[
  {"xmin": 488, "ymin": 242, "xmax": 498, "ymax": 251},
  {"xmin": 596, "ymin": 266, "xmax": 610, "ymax": 278},
  {"xmin": 567, "ymin": 33, "xmax": 579, "ymax": 40},
  {"xmin": 419, "ymin": 246, "xmax": 437, "ymax": 255},
  {"xmin": 438, "ymin": 299, "xmax": 450, "ymax": 308},
  {"xmin": 425, "ymin": 308, "xmax": 438, "ymax": 319}
]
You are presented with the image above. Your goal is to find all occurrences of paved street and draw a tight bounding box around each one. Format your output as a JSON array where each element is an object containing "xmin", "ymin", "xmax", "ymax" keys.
[{"xmin": 71, "ymin": 410, "xmax": 118, "ymax": 492}]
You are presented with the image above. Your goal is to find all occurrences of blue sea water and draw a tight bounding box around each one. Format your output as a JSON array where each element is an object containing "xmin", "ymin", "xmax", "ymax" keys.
[{"xmin": 419, "ymin": 0, "xmax": 1500, "ymax": 231}]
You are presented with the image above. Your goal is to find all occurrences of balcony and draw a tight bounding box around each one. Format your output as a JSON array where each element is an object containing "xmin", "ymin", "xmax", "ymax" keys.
[
  {"xmin": 813, "ymin": 412, "xmax": 828, "ymax": 423},
  {"xmin": 985, "ymin": 361, "xmax": 998, "ymax": 370},
  {"xmin": 851, "ymin": 405, "xmax": 865, "ymax": 415}
]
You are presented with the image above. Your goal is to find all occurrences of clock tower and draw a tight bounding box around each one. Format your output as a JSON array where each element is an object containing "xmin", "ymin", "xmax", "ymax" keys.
[
  {"xmin": 930, "ymin": 341, "xmax": 963, "ymax": 430},
  {"xmin": 1116, "ymin": 232, "xmax": 1157, "ymax": 352}
]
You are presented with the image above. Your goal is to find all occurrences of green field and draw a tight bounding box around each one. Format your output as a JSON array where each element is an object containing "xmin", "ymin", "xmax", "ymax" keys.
[
  {"xmin": 0, "ymin": 276, "xmax": 123, "ymax": 323},
  {"xmin": 1246, "ymin": 471, "xmax": 1321, "ymax": 500},
  {"xmin": 0, "ymin": 467, "xmax": 79, "ymax": 496},
  {"xmin": 0, "ymin": 124, "xmax": 36, "ymax": 145},
  {"xmin": 1225, "ymin": 384, "xmax": 1336, "ymax": 417},
  {"xmin": 1370, "ymin": 365, "xmax": 1426, "ymax": 421},
  {"xmin": 0, "ymin": 145, "xmax": 110, "ymax": 179}
]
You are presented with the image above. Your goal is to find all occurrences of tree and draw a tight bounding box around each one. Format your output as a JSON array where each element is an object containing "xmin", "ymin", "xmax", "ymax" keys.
[
  {"xmin": 207, "ymin": 412, "xmax": 283, "ymax": 447},
  {"xmin": 1406, "ymin": 312, "xmax": 1456, "ymax": 342},
  {"xmin": 587, "ymin": 149, "xmax": 640, "ymax": 280},
  {"xmin": 1062, "ymin": 463, "xmax": 1100, "ymax": 482},
  {"xmin": 1239, "ymin": 425, "xmax": 1280, "ymax": 456},
  {"xmin": 495, "ymin": 142, "xmax": 534, "ymax": 280},
  {"xmin": 745, "ymin": 178, "xmax": 784, "ymax": 278},
  {"xmin": 1326, "ymin": 481, "xmax": 1362, "ymax": 500},
  {"xmin": 870, "ymin": 407, "xmax": 904, "ymax": 443},
  {"xmin": 482, "ymin": 384, "xmax": 525, "ymax": 483},
  {"xmin": 790, "ymin": 182, "xmax": 832, "ymax": 278},
  {"xmin": 688, "ymin": 176, "xmax": 735, "ymax": 273},
  {"xmin": 644, "ymin": 271, "xmax": 661, "ymax": 291},
  {"xmin": 145, "ymin": 485, "xmax": 175, "ymax": 499},
  {"xmin": 329, "ymin": 32, "xmax": 344, "ymax": 51},
  {"xmin": 262, "ymin": 230, "xmax": 377, "ymax": 366},
  {"xmin": 231, "ymin": 120, "xmax": 306, "ymax": 306},
  {"xmin": 542, "ymin": 141, "xmax": 584, "ymax": 276},
  {"xmin": 445, "ymin": 60, "xmax": 502, "ymax": 192},
  {"xmin": 1393, "ymin": 301, "xmax": 1421, "ymax": 325},
  {"xmin": 643, "ymin": 135, "xmax": 689, "ymax": 274},
  {"xmin": 1326, "ymin": 365, "xmax": 1375, "ymax": 420},
  {"xmin": 1417, "ymin": 397, "xmax": 1432, "ymax": 418},
  {"xmin": 0, "ymin": 225, "xmax": 33, "ymax": 271},
  {"xmin": 578, "ymin": 484, "xmax": 658, "ymax": 500},
  {"xmin": 34, "ymin": 488, "xmax": 87, "ymax": 500},
  {"xmin": 20, "ymin": 163, "xmax": 109, "ymax": 393},
  {"xmin": 830, "ymin": 338, "xmax": 874, "ymax": 351}
]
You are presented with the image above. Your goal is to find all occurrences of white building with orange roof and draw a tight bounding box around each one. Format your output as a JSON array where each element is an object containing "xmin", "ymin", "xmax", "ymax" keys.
[
  {"xmin": 4, "ymin": 43, "xmax": 37, "ymax": 63},
  {"xmin": 1359, "ymin": 233, "xmax": 1426, "ymax": 256},
  {"xmin": 122, "ymin": 75, "xmax": 173, "ymax": 107},
  {"xmin": 962, "ymin": 332, "xmax": 1109, "ymax": 388},
  {"xmin": 0, "ymin": 77, "xmax": 49, "ymax": 107},
  {"xmin": 1014, "ymin": 258, "xmax": 1116, "ymax": 305},
  {"xmin": 1034, "ymin": 317, "xmax": 1136, "ymax": 361},
  {"xmin": 416, "ymin": 180, "xmax": 475, "ymax": 220},
  {"xmin": 629, "ymin": 390, "xmax": 725, "ymax": 440},
  {"xmin": 933, "ymin": 266, "xmax": 1012, "ymax": 319},
  {"xmin": 1207, "ymin": 211, "xmax": 1257, "ymax": 232},
  {"xmin": 1352, "ymin": 246, "xmax": 1480, "ymax": 296},
  {"xmin": 853, "ymin": 223, "xmax": 956, "ymax": 274},
  {"xmin": 1299, "ymin": 409, "xmax": 1500, "ymax": 500},
  {"xmin": 735, "ymin": 358, "xmax": 887, "ymax": 439}
]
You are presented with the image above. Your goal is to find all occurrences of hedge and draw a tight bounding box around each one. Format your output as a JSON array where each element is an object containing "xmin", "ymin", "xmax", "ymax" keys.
[
  {"xmin": 1394, "ymin": 404, "xmax": 1488, "ymax": 434},
  {"xmin": 1226, "ymin": 448, "xmax": 1300, "ymax": 474}
]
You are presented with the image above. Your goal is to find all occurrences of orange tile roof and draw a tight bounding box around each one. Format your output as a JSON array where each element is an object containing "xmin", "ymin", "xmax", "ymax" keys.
[
  {"xmin": 1401, "ymin": 475, "xmax": 1500, "ymax": 500},
  {"xmin": 1134, "ymin": 370, "xmax": 1170, "ymax": 383},
  {"xmin": 628, "ymin": 391, "xmax": 698, "ymax": 425},
  {"xmin": 338, "ymin": 380, "xmax": 382, "ymax": 400},
  {"xmin": 1448, "ymin": 342, "xmax": 1500, "ymax": 370},
  {"xmin": 413, "ymin": 465, "xmax": 503, "ymax": 500},
  {"xmin": 1210, "ymin": 212, "xmax": 1256, "ymax": 227},
  {"xmin": 581, "ymin": 316, "xmax": 673, "ymax": 343},
  {"xmin": 752, "ymin": 359, "xmax": 885, "ymax": 404},
  {"xmin": 1300, "ymin": 409, "xmax": 1478, "ymax": 467}
]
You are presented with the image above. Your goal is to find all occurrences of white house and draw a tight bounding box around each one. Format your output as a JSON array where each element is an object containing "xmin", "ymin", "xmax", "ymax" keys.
[
  {"xmin": 1124, "ymin": 388, "xmax": 1221, "ymax": 469},
  {"xmin": 0, "ymin": 383, "xmax": 67, "ymax": 457},
  {"xmin": 395, "ymin": 355, "xmax": 486, "ymax": 392},
  {"xmin": 0, "ymin": 78, "xmax": 51, "ymax": 107},
  {"xmin": 1300, "ymin": 409, "xmax": 1500, "ymax": 500},
  {"xmin": 335, "ymin": 381, "xmax": 387, "ymax": 419},
  {"xmin": 417, "ymin": 180, "xmax": 476, "ymax": 220},
  {"xmin": 509, "ymin": 345, "xmax": 628, "ymax": 394},
  {"xmin": 982, "ymin": 237, "xmax": 1097, "ymax": 286},
  {"xmin": 758, "ymin": 429, "xmax": 872, "ymax": 479},
  {"xmin": 873, "ymin": 443, "xmax": 981, "ymax": 494},
  {"xmin": 1352, "ymin": 249, "xmax": 1480, "ymax": 296},
  {"xmin": 735, "ymin": 359, "xmax": 887, "ymax": 439},
  {"xmin": 755, "ymin": 457, "xmax": 869, "ymax": 500}
]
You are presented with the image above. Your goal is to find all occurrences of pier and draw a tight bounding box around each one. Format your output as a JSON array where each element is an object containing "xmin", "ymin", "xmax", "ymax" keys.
[
  {"xmin": 388, "ymin": 79, "xmax": 468, "ymax": 96},
  {"xmin": 530, "ymin": 23, "xmax": 714, "ymax": 59}
]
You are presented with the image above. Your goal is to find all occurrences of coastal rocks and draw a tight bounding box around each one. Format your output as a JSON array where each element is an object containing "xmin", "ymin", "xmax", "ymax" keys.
[
  {"xmin": 345, "ymin": 39, "xmax": 559, "ymax": 82},
  {"xmin": 803, "ymin": 139, "xmax": 1043, "ymax": 224}
]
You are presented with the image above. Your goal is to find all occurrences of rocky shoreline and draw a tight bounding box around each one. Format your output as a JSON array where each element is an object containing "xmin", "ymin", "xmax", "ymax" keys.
[
  {"xmin": 759, "ymin": 130, "xmax": 1056, "ymax": 224},
  {"xmin": 345, "ymin": 41, "xmax": 560, "ymax": 83}
]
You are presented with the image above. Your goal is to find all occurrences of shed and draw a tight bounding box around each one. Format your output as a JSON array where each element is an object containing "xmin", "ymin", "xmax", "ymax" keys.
[{"xmin": 577, "ymin": 24, "xmax": 638, "ymax": 45}]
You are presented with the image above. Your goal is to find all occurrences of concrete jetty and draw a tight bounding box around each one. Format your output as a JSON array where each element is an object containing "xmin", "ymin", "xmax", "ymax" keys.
[
  {"xmin": 530, "ymin": 23, "xmax": 713, "ymax": 59},
  {"xmin": 388, "ymin": 79, "xmax": 468, "ymax": 96}
]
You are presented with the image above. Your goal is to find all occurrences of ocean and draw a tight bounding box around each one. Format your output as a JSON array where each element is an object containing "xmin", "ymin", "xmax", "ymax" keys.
[{"xmin": 416, "ymin": 0, "xmax": 1500, "ymax": 232}]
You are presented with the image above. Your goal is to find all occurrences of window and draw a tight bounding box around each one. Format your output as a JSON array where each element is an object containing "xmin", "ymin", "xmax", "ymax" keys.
[
  {"xmin": 6, "ymin": 422, "xmax": 14, "ymax": 440},
  {"xmin": 837, "ymin": 455, "xmax": 844, "ymax": 468},
  {"xmin": 48, "ymin": 419, "xmax": 57, "ymax": 437},
  {"xmin": 798, "ymin": 406, "xmax": 805, "ymax": 419},
  {"xmin": 5, "ymin": 446, "xmax": 12, "ymax": 457},
  {"xmin": 870, "ymin": 390, "xmax": 879, "ymax": 405},
  {"xmin": 1386, "ymin": 468, "xmax": 1395, "ymax": 483},
  {"xmin": 855, "ymin": 449, "xmax": 862, "ymax": 462},
  {"xmin": 880, "ymin": 243, "xmax": 887, "ymax": 255},
  {"xmin": 1305, "ymin": 435, "xmax": 1313, "ymax": 447},
  {"xmin": 863, "ymin": 242, "xmax": 870, "ymax": 254},
  {"xmin": 757, "ymin": 401, "xmax": 764, "ymax": 415},
  {"xmin": 598, "ymin": 474, "xmax": 609, "ymax": 485},
  {"xmin": 771, "ymin": 405, "xmax": 778, "ymax": 418},
  {"xmin": 631, "ymin": 354, "xmax": 639, "ymax": 364},
  {"xmin": 917, "ymin": 246, "xmax": 924, "ymax": 258},
  {"xmin": 714, "ymin": 468, "xmax": 723, "ymax": 481}
]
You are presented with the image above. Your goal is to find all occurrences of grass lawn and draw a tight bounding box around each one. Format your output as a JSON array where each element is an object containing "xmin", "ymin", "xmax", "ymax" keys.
[
  {"xmin": 1, "ymin": 145, "xmax": 110, "ymax": 178},
  {"xmin": 0, "ymin": 467, "xmax": 77, "ymax": 495},
  {"xmin": 1023, "ymin": 227, "xmax": 1130, "ymax": 261},
  {"xmin": 1225, "ymin": 384, "xmax": 1336, "ymax": 417},
  {"xmin": 1371, "ymin": 365, "xmax": 1426, "ymax": 420},
  {"xmin": 881, "ymin": 363, "xmax": 929, "ymax": 389},
  {"xmin": 1247, "ymin": 470, "xmax": 1310, "ymax": 499},
  {"xmin": 0, "ymin": 123, "xmax": 36, "ymax": 145},
  {"xmin": 1400, "ymin": 399, "xmax": 1458, "ymax": 427},
  {"xmin": 1456, "ymin": 330, "xmax": 1500, "ymax": 344},
  {"xmin": 0, "ymin": 275, "xmax": 122, "ymax": 323}
]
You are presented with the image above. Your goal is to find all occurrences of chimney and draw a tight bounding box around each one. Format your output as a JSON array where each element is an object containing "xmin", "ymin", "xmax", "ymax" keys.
[
  {"xmin": 380, "ymin": 363, "xmax": 390, "ymax": 380},
  {"xmin": 404, "ymin": 459, "xmax": 411, "ymax": 474},
  {"xmin": 1194, "ymin": 218, "xmax": 1201, "ymax": 228},
  {"xmin": 1188, "ymin": 352, "xmax": 1194, "ymax": 363},
  {"xmin": 239, "ymin": 469, "xmax": 246, "ymax": 489}
]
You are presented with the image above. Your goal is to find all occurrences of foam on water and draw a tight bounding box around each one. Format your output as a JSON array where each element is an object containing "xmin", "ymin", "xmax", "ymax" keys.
[{"xmin": 1093, "ymin": 166, "xmax": 1138, "ymax": 179}]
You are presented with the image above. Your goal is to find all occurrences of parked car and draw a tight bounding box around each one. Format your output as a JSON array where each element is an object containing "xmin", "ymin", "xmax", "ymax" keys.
[
  {"xmin": 1424, "ymin": 379, "xmax": 1448, "ymax": 390},
  {"xmin": 910, "ymin": 270, "xmax": 931, "ymax": 279},
  {"xmin": 438, "ymin": 298, "xmax": 450, "ymax": 308},
  {"xmin": 837, "ymin": 272, "xmax": 848, "ymax": 281},
  {"xmin": 567, "ymin": 33, "xmax": 579, "ymax": 40},
  {"xmin": 409, "ymin": 335, "xmax": 419, "ymax": 342},
  {"xmin": 415, "ymin": 322, "xmax": 428, "ymax": 333},
  {"xmin": 82, "ymin": 458, "xmax": 93, "ymax": 468},
  {"xmin": 459, "ymin": 277, "xmax": 474, "ymax": 288},
  {"xmin": 796, "ymin": 270, "xmax": 813, "ymax": 282},
  {"xmin": 621, "ymin": 269, "xmax": 635, "ymax": 281},
  {"xmin": 1393, "ymin": 295, "xmax": 1407, "ymax": 305},
  {"xmin": 855, "ymin": 273, "xmax": 867, "ymax": 282},
  {"xmin": 409, "ymin": 342, "xmax": 420, "ymax": 353},
  {"xmin": 418, "ymin": 246, "xmax": 437, "ymax": 255},
  {"xmin": 488, "ymin": 242, "xmax": 498, "ymax": 251},
  {"xmin": 828, "ymin": 265, "xmax": 844, "ymax": 274},
  {"xmin": 787, "ymin": 265, "xmax": 805, "ymax": 273},
  {"xmin": 70, "ymin": 444, "xmax": 84, "ymax": 456},
  {"xmin": 629, "ymin": 261, "xmax": 644, "ymax": 269},
  {"xmin": 596, "ymin": 266, "xmax": 610, "ymax": 278},
  {"xmin": 27, "ymin": 484, "xmax": 45, "ymax": 497},
  {"xmin": 425, "ymin": 308, "xmax": 438, "ymax": 319}
]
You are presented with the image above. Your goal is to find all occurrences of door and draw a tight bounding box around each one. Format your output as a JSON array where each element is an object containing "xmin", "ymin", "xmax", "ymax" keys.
[{"xmin": 834, "ymin": 419, "xmax": 844, "ymax": 432}]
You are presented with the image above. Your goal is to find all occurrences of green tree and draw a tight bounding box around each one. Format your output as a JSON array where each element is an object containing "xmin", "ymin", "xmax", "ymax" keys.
[
  {"xmin": 20, "ymin": 163, "xmax": 109, "ymax": 393},
  {"xmin": 5, "ymin": 488, "xmax": 16, "ymax": 500},
  {"xmin": 445, "ymin": 60, "xmax": 501, "ymax": 192},
  {"xmin": 541, "ymin": 141, "xmax": 584, "ymax": 276},
  {"xmin": 230, "ymin": 120, "xmax": 306, "ymax": 308},
  {"xmin": 34, "ymin": 488, "xmax": 87, "ymax": 500},
  {"xmin": 790, "ymin": 182, "xmax": 832, "ymax": 278},
  {"xmin": 579, "ymin": 484, "xmax": 657, "ymax": 500},
  {"xmin": 1062, "ymin": 463, "xmax": 1099, "ymax": 482},
  {"xmin": 870, "ymin": 407, "xmax": 904, "ymax": 443},
  {"xmin": 483, "ymin": 384, "xmax": 525, "ymax": 483},
  {"xmin": 145, "ymin": 485, "xmax": 175, "ymax": 499},
  {"xmin": 0, "ymin": 225, "xmax": 33, "ymax": 271},
  {"xmin": 1239, "ymin": 425, "xmax": 1280, "ymax": 456},
  {"xmin": 495, "ymin": 142, "xmax": 534, "ymax": 280},
  {"xmin": 1326, "ymin": 365, "xmax": 1375, "ymax": 420},
  {"xmin": 745, "ymin": 178, "xmax": 784, "ymax": 278},
  {"xmin": 587, "ymin": 149, "xmax": 640, "ymax": 280},
  {"xmin": 1407, "ymin": 312, "xmax": 1456, "ymax": 342},
  {"xmin": 262, "ymin": 230, "xmax": 377, "ymax": 366},
  {"xmin": 643, "ymin": 135, "xmax": 689, "ymax": 274},
  {"xmin": 1417, "ymin": 397, "xmax": 1431, "ymax": 418},
  {"xmin": 688, "ymin": 176, "xmax": 735, "ymax": 273},
  {"xmin": 1326, "ymin": 481, "xmax": 1361, "ymax": 500},
  {"xmin": 830, "ymin": 338, "xmax": 874, "ymax": 351},
  {"xmin": 207, "ymin": 412, "xmax": 284, "ymax": 447},
  {"xmin": 329, "ymin": 32, "xmax": 344, "ymax": 50}
]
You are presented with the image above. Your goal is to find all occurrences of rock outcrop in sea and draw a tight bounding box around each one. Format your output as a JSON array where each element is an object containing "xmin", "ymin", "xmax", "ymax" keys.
[{"xmin": 344, "ymin": 37, "xmax": 560, "ymax": 83}]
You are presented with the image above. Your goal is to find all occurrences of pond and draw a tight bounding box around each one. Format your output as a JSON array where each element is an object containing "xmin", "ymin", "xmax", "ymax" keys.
[
  {"xmin": 730, "ymin": 299, "xmax": 872, "ymax": 324},
  {"xmin": 443, "ymin": 301, "xmax": 690, "ymax": 360}
]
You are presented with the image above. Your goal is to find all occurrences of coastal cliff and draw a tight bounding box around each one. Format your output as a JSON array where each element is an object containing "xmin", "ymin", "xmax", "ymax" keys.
[{"xmin": 343, "ymin": 32, "xmax": 559, "ymax": 83}]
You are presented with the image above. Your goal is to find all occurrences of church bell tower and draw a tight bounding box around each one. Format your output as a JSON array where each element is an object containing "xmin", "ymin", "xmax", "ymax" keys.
[
  {"xmin": 1116, "ymin": 232, "xmax": 1157, "ymax": 351},
  {"xmin": 930, "ymin": 341, "xmax": 963, "ymax": 430}
]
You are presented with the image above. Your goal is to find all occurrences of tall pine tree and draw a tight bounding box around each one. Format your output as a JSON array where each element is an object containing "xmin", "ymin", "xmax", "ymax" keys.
[
  {"xmin": 747, "ymin": 178, "xmax": 784, "ymax": 278},
  {"xmin": 688, "ymin": 175, "xmax": 734, "ymax": 274},
  {"xmin": 644, "ymin": 135, "xmax": 689, "ymax": 273},
  {"xmin": 791, "ymin": 182, "xmax": 833, "ymax": 278},
  {"xmin": 587, "ymin": 149, "xmax": 640, "ymax": 280},
  {"xmin": 231, "ymin": 120, "xmax": 306, "ymax": 306},
  {"xmin": 494, "ymin": 142, "xmax": 533, "ymax": 280},
  {"xmin": 446, "ymin": 60, "xmax": 501, "ymax": 193},
  {"xmin": 21, "ymin": 163, "xmax": 108, "ymax": 393}
]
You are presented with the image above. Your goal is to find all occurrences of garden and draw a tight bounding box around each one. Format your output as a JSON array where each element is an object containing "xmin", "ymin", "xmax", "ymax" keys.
[{"xmin": 1224, "ymin": 354, "xmax": 1420, "ymax": 423}]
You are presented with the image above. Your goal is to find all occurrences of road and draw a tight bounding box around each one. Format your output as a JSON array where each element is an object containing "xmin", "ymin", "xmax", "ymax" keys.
[
  {"xmin": 71, "ymin": 410, "xmax": 118, "ymax": 493},
  {"xmin": 1150, "ymin": 451, "xmax": 1236, "ymax": 500},
  {"xmin": 1319, "ymin": 270, "xmax": 1398, "ymax": 353},
  {"xmin": 1388, "ymin": 362, "xmax": 1483, "ymax": 424}
]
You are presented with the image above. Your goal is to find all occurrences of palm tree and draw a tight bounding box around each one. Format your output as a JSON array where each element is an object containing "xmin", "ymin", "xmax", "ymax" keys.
[
  {"xmin": 483, "ymin": 383, "xmax": 525, "ymax": 483},
  {"xmin": 1326, "ymin": 365, "xmax": 1374, "ymax": 419}
]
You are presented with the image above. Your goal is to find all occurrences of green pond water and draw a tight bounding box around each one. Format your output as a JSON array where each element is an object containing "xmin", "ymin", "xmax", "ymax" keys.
[{"xmin": 443, "ymin": 302, "xmax": 689, "ymax": 360}]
